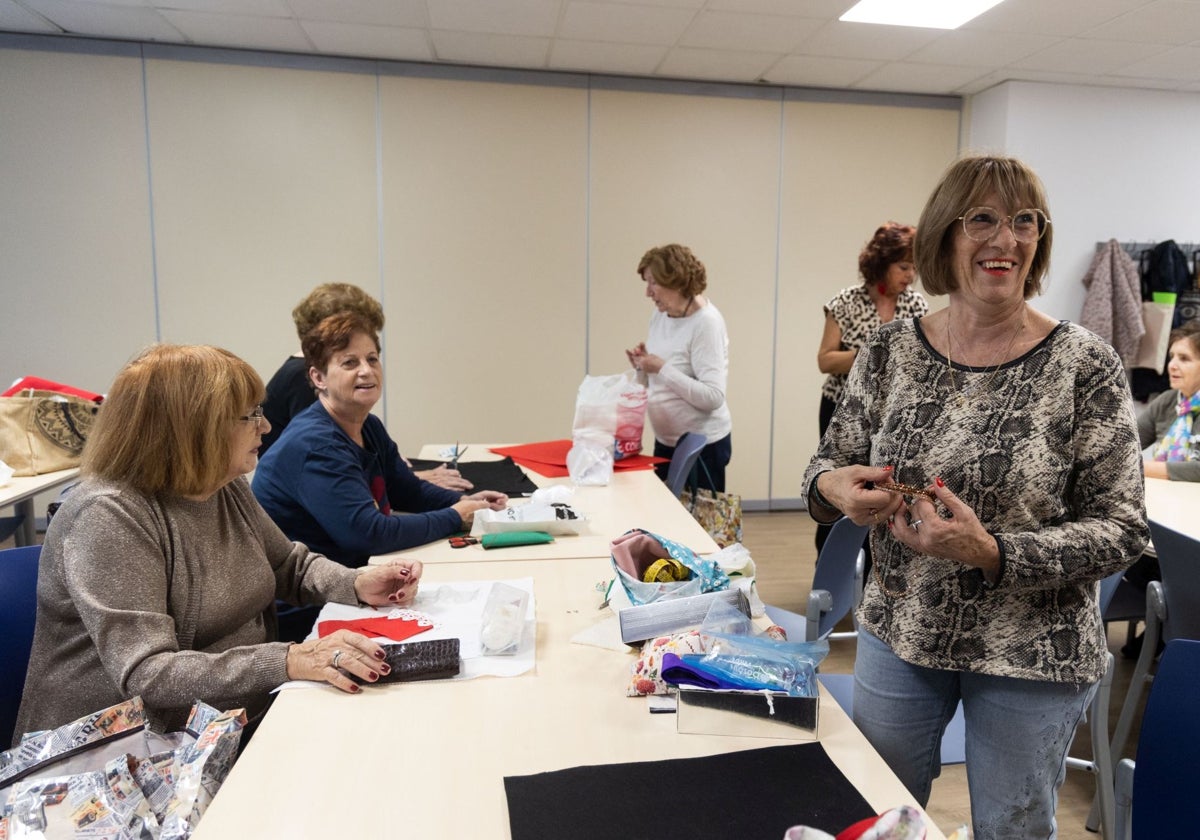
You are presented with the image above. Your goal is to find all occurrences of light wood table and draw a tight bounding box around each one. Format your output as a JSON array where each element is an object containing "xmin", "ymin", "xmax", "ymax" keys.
[
  {"xmin": 192, "ymin": 556, "xmax": 944, "ymax": 839},
  {"xmin": 0, "ymin": 467, "xmax": 80, "ymax": 545},
  {"xmin": 383, "ymin": 444, "xmax": 718, "ymax": 563},
  {"xmin": 1144, "ymin": 476, "xmax": 1200, "ymax": 539}
]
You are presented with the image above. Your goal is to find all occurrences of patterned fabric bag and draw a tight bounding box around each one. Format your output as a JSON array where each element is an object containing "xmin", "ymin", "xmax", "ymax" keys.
[
  {"xmin": 0, "ymin": 389, "xmax": 100, "ymax": 476},
  {"xmin": 680, "ymin": 459, "xmax": 743, "ymax": 548},
  {"xmin": 610, "ymin": 528, "xmax": 730, "ymax": 606}
]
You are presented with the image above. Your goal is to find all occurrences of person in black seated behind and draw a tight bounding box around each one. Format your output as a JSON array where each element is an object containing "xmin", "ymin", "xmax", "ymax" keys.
[{"xmin": 261, "ymin": 282, "xmax": 470, "ymax": 491}]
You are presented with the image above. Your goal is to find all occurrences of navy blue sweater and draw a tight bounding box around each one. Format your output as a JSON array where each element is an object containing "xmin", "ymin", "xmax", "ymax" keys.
[{"xmin": 252, "ymin": 401, "xmax": 463, "ymax": 567}]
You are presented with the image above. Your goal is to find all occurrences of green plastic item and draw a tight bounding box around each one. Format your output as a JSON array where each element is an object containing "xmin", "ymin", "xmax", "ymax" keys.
[{"xmin": 480, "ymin": 531, "xmax": 555, "ymax": 549}]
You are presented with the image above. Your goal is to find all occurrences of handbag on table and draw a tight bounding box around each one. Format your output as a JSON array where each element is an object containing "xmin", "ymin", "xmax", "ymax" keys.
[
  {"xmin": 679, "ymin": 459, "xmax": 743, "ymax": 548},
  {"xmin": 0, "ymin": 388, "xmax": 101, "ymax": 476}
]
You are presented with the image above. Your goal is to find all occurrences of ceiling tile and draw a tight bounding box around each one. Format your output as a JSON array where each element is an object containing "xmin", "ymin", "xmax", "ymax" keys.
[
  {"xmin": 1082, "ymin": 0, "xmax": 1200, "ymax": 44},
  {"xmin": 427, "ymin": 0, "xmax": 560, "ymax": 37},
  {"xmin": 963, "ymin": 0, "xmax": 1153, "ymax": 37},
  {"xmin": 301, "ymin": 20, "xmax": 432, "ymax": 61},
  {"xmin": 160, "ymin": 10, "xmax": 312, "ymax": 51},
  {"xmin": 761, "ymin": 53, "xmax": 880, "ymax": 88},
  {"xmin": 680, "ymin": 10, "xmax": 823, "ymax": 52},
  {"xmin": 559, "ymin": 2, "xmax": 696, "ymax": 46},
  {"xmin": 0, "ymin": 0, "xmax": 60, "ymax": 32},
  {"xmin": 600, "ymin": 0, "xmax": 703, "ymax": 7},
  {"xmin": 656, "ymin": 45, "xmax": 777, "ymax": 82},
  {"xmin": 286, "ymin": 0, "xmax": 428, "ymax": 27},
  {"xmin": 1013, "ymin": 36, "xmax": 1170, "ymax": 74},
  {"xmin": 707, "ymin": 0, "xmax": 848, "ymax": 15},
  {"xmin": 20, "ymin": 0, "xmax": 184, "ymax": 41},
  {"xmin": 430, "ymin": 29, "xmax": 550, "ymax": 67},
  {"xmin": 157, "ymin": 0, "xmax": 290, "ymax": 15},
  {"xmin": 548, "ymin": 38, "xmax": 666, "ymax": 75},
  {"xmin": 853, "ymin": 61, "xmax": 986, "ymax": 95},
  {"xmin": 906, "ymin": 28, "xmax": 1060, "ymax": 67},
  {"xmin": 796, "ymin": 20, "xmax": 942, "ymax": 62},
  {"xmin": 1116, "ymin": 44, "xmax": 1200, "ymax": 79}
]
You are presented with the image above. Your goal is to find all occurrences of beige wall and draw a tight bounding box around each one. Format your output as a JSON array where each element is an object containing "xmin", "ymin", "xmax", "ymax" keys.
[{"xmin": 0, "ymin": 41, "xmax": 960, "ymax": 507}]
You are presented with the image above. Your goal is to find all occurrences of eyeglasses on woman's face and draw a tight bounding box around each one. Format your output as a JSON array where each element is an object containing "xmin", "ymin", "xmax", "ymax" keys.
[
  {"xmin": 957, "ymin": 206, "xmax": 1050, "ymax": 243},
  {"xmin": 239, "ymin": 405, "xmax": 266, "ymax": 424}
]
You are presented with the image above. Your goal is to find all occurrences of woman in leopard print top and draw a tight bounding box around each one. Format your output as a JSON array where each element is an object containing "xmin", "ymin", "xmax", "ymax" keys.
[{"xmin": 803, "ymin": 155, "xmax": 1148, "ymax": 840}]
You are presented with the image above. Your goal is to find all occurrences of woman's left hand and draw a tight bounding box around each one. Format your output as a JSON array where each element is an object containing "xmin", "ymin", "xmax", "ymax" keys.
[
  {"xmin": 417, "ymin": 464, "xmax": 474, "ymax": 491},
  {"xmin": 890, "ymin": 478, "xmax": 1001, "ymax": 581},
  {"xmin": 354, "ymin": 559, "xmax": 423, "ymax": 606},
  {"xmin": 468, "ymin": 490, "xmax": 508, "ymax": 510}
]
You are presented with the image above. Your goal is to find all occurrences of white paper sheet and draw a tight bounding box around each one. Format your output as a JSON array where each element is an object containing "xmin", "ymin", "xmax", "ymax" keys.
[{"xmin": 275, "ymin": 577, "xmax": 536, "ymax": 691}]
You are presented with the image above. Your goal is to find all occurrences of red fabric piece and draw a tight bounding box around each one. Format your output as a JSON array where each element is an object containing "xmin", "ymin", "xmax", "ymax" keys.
[
  {"xmin": 488, "ymin": 441, "xmax": 666, "ymax": 478},
  {"xmin": 317, "ymin": 616, "xmax": 431, "ymax": 642},
  {"xmin": 836, "ymin": 815, "xmax": 882, "ymax": 840},
  {"xmin": 2, "ymin": 376, "xmax": 103, "ymax": 402}
]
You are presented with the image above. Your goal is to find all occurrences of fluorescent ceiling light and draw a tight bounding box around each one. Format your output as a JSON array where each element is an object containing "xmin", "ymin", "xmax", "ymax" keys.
[{"xmin": 840, "ymin": 0, "xmax": 1005, "ymax": 30}]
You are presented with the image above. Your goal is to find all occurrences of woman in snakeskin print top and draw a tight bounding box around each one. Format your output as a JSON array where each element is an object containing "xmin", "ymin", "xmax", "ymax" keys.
[{"xmin": 803, "ymin": 155, "xmax": 1148, "ymax": 839}]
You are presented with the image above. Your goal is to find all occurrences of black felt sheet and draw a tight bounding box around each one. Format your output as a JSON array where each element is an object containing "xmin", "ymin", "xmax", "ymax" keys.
[
  {"xmin": 408, "ymin": 457, "xmax": 538, "ymax": 496},
  {"xmin": 503, "ymin": 741, "xmax": 876, "ymax": 840}
]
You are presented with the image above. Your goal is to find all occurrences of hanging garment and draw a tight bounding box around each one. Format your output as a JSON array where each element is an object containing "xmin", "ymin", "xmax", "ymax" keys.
[{"xmin": 1080, "ymin": 239, "xmax": 1145, "ymax": 366}]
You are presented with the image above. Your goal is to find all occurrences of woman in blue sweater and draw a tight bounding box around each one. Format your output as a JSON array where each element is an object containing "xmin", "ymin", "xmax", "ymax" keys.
[{"xmin": 253, "ymin": 312, "xmax": 506, "ymax": 568}]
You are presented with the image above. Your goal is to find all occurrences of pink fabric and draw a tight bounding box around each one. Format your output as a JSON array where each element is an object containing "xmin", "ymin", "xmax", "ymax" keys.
[{"xmin": 610, "ymin": 529, "xmax": 672, "ymax": 579}]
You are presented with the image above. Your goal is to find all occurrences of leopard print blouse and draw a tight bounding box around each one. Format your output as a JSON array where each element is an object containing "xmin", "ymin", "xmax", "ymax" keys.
[
  {"xmin": 804, "ymin": 318, "xmax": 1149, "ymax": 684},
  {"xmin": 821, "ymin": 285, "xmax": 930, "ymax": 405}
]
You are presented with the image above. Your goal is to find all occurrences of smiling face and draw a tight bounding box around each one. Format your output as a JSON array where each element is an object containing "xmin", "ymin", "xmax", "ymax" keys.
[
  {"xmin": 951, "ymin": 192, "xmax": 1038, "ymax": 308},
  {"xmin": 642, "ymin": 268, "xmax": 690, "ymax": 317},
  {"xmin": 311, "ymin": 330, "xmax": 383, "ymax": 415},
  {"xmin": 1167, "ymin": 336, "xmax": 1200, "ymax": 398}
]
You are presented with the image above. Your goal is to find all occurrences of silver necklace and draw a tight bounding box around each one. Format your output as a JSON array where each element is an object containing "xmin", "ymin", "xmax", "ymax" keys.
[{"xmin": 945, "ymin": 314, "xmax": 1025, "ymax": 407}]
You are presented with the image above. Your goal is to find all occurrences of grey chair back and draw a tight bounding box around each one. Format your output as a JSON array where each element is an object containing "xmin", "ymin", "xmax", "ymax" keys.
[{"xmin": 665, "ymin": 432, "xmax": 707, "ymax": 498}]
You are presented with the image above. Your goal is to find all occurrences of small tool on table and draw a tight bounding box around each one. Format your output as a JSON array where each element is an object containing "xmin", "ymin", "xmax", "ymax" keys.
[
  {"xmin": 448, "ymin": 535, "xmax": 479, "ymax": 549},
  {"xmin": 450, "ymin": 442, "xmax": 468, "ymax": 470}
]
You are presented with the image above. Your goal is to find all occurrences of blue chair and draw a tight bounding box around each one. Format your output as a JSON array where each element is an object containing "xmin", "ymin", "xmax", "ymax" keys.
[
  {"xmin": 1109, "ymin": 521, "xmax": 1200, "ymax": 771},
  {"xmin": 0, "ymin": 514, "xmax": 26, "ymax": 545},
  {"xmin": 765, "ymin": 517, "xmax": 967, "ymax": 766},
  {"xmin": 0, "ymin": 544, "xmax": 41, "ymax": 747},
  {"xmin": 1113, "ymin": 639, "xmax": 1200, "ymax": 840},
  {"xmin": 665, "ymin": 432, "xmax": 707, "ymax": 498}
]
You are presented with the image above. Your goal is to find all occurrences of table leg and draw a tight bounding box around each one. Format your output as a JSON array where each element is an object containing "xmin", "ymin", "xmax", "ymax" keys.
[{"xmin": 15, "ymin": 499, "xmax": 35, "ymax": 546}]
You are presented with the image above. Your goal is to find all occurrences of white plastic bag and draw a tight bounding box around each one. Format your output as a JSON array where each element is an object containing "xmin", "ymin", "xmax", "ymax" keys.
[
  {"xmin": 567, "ymin": 430, "xmax": 613, "ymax": 486},
  {"xmin": 571, "ymin": 370, "xmax": 647, "ymax": 460}
]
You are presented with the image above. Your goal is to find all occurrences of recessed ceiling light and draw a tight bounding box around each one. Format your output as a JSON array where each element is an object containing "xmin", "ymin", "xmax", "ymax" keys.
[{"xmin": 840, "ymin": 0, "xmax": 1005, "ymax": 30}]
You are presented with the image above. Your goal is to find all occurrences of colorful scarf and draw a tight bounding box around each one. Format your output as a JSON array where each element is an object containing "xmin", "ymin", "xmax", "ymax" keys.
[{"xmin": 1153, "ymin": 391, "xmax": 1200, "ymax": 461}]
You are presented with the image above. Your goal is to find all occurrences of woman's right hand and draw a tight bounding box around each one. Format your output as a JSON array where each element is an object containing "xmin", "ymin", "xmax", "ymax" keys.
[
  {"xmin": 452, "ymin": 497, "xmax": 492, "ymax": 526},
  {"xmin": 285, "ymin": 629, "xmax": 390, "ymax": 693},
  {"xmin": 817, "ymin": 465, "xmax": 903, "ymax": 526},
  {"xmin": 626, "ymin": 342, "xmax": 647, "ymax": 369}
]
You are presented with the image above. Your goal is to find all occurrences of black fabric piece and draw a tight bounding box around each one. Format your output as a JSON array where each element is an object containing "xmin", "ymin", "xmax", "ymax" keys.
[
  {"xmin": 503, "ymin": 741, "xmax": 876, "ymax": 840},
  {"xmin": 407, "ymin": 457, "xmax": 538, "ymax": 496}
]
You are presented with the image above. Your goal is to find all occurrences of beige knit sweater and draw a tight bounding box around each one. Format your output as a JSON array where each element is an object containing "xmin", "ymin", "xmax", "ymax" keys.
[{"xmin": 14, "ymin": 476, "xmax": 358, "ymax": 740}]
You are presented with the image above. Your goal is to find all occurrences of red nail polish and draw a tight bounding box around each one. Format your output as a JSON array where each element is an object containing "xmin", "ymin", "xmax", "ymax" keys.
[
  {"xmin": 374, "ymin": 649, "xmax": 386, "ymax": 659},
  {"xmin": 380, "ymin": 663, "xmax": 391, "ymax": 673},
  {"xmin": 935, "ymin": 476, "xmax": 945, "ymax": 487},
  {"xmin": 883, "ymin": 465, "xmax": 894, "ymax": 471},
  {"xmin": 368, "ymin": 671, "xmax": 378, "ymax": 681},
  {"xmin": 350, "ymin": 684, "xmax": 361, "ymax": 693}
]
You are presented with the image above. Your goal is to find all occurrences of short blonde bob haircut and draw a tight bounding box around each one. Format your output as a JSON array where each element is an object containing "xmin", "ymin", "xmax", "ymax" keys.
[
  {"xmin": 291, "ymin": 283, "xmax": 384, "ymax": 341},
  {"xmin": 915, "ymin": 154, "xmax": 1052, "ymax": 298},
  {"xmin": 83, "ymin": 344, "xmax": 264, "ymax": 497},
  {"xmin": 637, "ymin": 244, "xmax": 707, "ymax": 298}
]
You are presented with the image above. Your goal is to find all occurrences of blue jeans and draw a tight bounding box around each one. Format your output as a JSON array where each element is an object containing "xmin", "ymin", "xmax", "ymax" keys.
[{"xmin": 853, "ymin": 630, "xmax": 1096, "ymax": 840}]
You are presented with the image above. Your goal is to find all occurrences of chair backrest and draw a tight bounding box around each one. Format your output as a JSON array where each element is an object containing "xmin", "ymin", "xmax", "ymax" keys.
[
  {"xmin": 1146, "ymin": 521, "xmax": 1200, "ymax": 643},
  {"xmin": 0, "ymin": 544, "xmax": 41, "ymax": 748},
  {"xmin": 665, "ymin": 432, "xmax": 707, "ymax": 498},
  {"xmin": 1130, "ymin": 639, "xmax": 1200, "ymax": 837},
  {"xmin": 806, "ymin": 517, "xmax": 869, "ymax": 641}
]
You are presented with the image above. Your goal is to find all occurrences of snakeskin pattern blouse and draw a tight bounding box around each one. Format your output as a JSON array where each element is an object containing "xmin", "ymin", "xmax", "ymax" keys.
[{"xmin": 804, "ymin": 318, "xmax": 1148, "ymax": 684}]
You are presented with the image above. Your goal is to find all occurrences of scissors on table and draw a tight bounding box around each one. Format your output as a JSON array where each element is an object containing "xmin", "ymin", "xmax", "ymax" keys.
[
  {"xmin": 448, "ymin": 535, "xmax": 479, "ymax": 549},
  {"xmin": 450, "ymin": 442, "xmax": 469, "ymax": 470}
]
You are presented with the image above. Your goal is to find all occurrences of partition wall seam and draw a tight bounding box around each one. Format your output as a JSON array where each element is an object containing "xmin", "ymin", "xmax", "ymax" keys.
[
  {"xmin": 584, "ymin": 83, "xmax": 593, "ymax": 374},
  {"xmin": 374, "ymin": 66, "xmax": 388, "ymax": 424},
  {"xmin": 139, "ymin": 47, "xmax": 162, "ymax": 341},
  {"xmin": 768, "ymin": 92, "xmax": 785, "ymax": 509}
]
